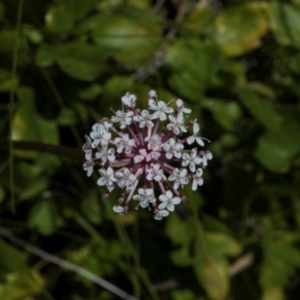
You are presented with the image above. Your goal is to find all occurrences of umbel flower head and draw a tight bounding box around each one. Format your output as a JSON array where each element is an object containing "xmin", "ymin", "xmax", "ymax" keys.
[{"xmin": 83, "ymin": 91, "xmax": 212, "ymax": 220}]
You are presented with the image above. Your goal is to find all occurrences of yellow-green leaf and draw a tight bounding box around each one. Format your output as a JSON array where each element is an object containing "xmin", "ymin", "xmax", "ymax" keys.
[
  {"xmin": 214, "ymin": 2, "xmax": 270, "ymax": 56},
  {"xmin": 12, "ymin": 87, "xmax": 59, "ymax": 158}
]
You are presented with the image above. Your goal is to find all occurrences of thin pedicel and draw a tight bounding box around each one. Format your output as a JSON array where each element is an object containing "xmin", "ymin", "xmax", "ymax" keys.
[{"xmin": 83, "ymin": 91, "xmax": 212, "ymax": 220}]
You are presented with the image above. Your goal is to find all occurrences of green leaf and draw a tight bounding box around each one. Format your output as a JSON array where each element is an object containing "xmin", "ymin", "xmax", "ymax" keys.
[
  {"xmin": 81, "ymin": 190, "xmax": 102, "ymax": 224},
  {"xmin": 236, "ymin": 86, "xmax": 282, "ymax": 130},
  {"xmin": 0, "ymin": 69, "xmax": 19, "ymax": 92},
  {"xmin": 56, "ymin": 108, "xmax": 78, "ymax": 126},
  {"xmin": 28, "ymin": 200, "xmax": 62, "ymax": 235},
  {"xmin": 22, "ymin": 24, "xmax": 43, "ymax": 44},
  {"xmin": 260, "ymin": 220, "xmax": 300, "ymax": 292},
  {"xmin": 59, "ymin": 0, "xmax": 99, "ymax": 21},
  {"xmin": 219, "ymin": 133, "xmax": 239, "ymax": 148},
  {"xmin": 172, "ymin": 289, "xmax": 199, "ymax": 300},
  {"xmin": 262, "ymin": 288, "xmax": 284, "ymax": 300},
  {"xmin": 166, "ymin": 213, "xmax": 193, "ymax": 246},
  {"xmin": 202, "ymin": 214, "xmax": 232, "ymax": 235},
  {"xmin": 39, "ymin": 43, "xmax": 108, "ymax": 80},
  {"xmin": 168, "ymin": 72, "xmax": 205, "ymax": 102},
  {"xmin": 205, "ymin": 232, "xmax": 241, "ymax": 258},
  {"xmin": 254, "ymin": 112, "xmax": 300, "ymax": 173},
  {"xmin": 181, "ymin": 2, "xmax": 214, "ymax": 35},
  {"xmin": 214, "ymin": 2, "xmax": 270, "ymax": 56},
  {"xmin": 203, "ymin": 99, "xmax": 242, "ymax": 130},
  {"xmin": 167, "ymin": 39, "xmax": 216, "ymax": 99},
  {"xmin": 77, "ymin": 9, "xmax": 161, "ymax": 65},
  {"xmin": 0, "ymin": 29, "xmax": 28, "ymax": 54},
  {"xmin": 35, "ymin": 45, "xmax": 57, "ymax": 67},
  {"xmin": 270, "ymin": 2, "xmax": 300, "ymax": 48},
  {"xmin": 45, "ymin": 4, "xmax": 74, "ymax": 33},
  {"xmin": 195, "ymin": 257, "xmax": 229, "ymax": 300},
  {"xmin": 57, "ymin": 57, "xmax": 103, "ymax": 81},
  {"xmin": 193, "ymin": 231, "xmax": 241, "ymax": 300},
  {"xmin": 103, "ymin": 75, "xmax": 133, "ymax": 101},
  {"xmin": 79, "ymin": 84, "xmax": 103, "ymax": 100},
  {"xmin": 12, "ymin": 87, "xmax": 59, "ymax": 158},
  {"xmin": 0, "ymin": 269, "xmax": 45, "ymax": 300},
  {"xmin": 0, "ymin": 240, "xmax": 25, "ymax": 274},
  {"xmin": 19, "ymin": 178, "xmax": 48, "ymax": 201}
]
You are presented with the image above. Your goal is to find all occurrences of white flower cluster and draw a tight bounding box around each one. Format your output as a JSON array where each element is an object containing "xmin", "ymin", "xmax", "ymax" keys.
[{"xmin": 83, "ymin": 91, "xmax": 212, "ymax": 220}]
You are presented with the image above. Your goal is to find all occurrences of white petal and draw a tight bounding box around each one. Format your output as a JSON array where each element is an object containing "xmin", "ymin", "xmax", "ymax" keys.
[
  {"xmin": 166, "ymin": 152, "xmax": 173, "ymax": 159},
  {"xmin": 194, "ymin": 157, "xmax": 202, "ymax": 165},
  {"xmin": 172, "ymin": 197, "xmax": 181, "ymax": 205},
  {"xmin": 206, "ymin": 152, "xmax": 213, "ymax": 159},
  {"xmin": 159, "ymin": 113, "xmax": 167, "ymax": 121},
  {"xmin": 160, "ymin": 210, "xmax": 169, "ymax": 217},
  {"xmin": 187, "ymin": 136, "xmax": 195, "ymax": 145},
  {"xmin": 87, "ymin": 166, "xmax": 93, "ymax": 177},
  {"xmin": 113, "ymin": 206, "xmax": 124, "ymax": 213},
  {"xmin": 165, "ymin": 190, "xmax": 173, "ymax": 199},
  {"xmin": 158, "ymin": 202, "xmax": 168, "ymax": 210},
  {"xmin": 176, "ymin": 99, "xmax": 183, "ymax": 107},
  {"xmin": 159, "ymin": 194, "xmax": 168, "ymax": 202},
  {"xmin": 193, "ymin": 123, "xmax": 200, "ymax": 134},
  {"xmin": 180, "ymin": 169, "xmax": 188, "ymax": 177},
  {"xmin": 196, "ymin": 137, "xmax": 204, "ymax": 146},
  {"xmin": 164, "ymin": 107, "xmax": 174, "ymax": 113},
  {"xmin": 180, "ymin": 177, "xmax": 189, "ymax": 185},
  {"xmin": 167, "ymin": 203, "xmax": 175, "ymax": 211},
  {"xmin": 106, "ymin": 167, "xmax": 114, "ymax": 175},
  {"xmin": 97, "ymin": 178, "xmax": 106, "ymax": 186},
  {"xmin": 197, "ymin": 178, "xmax": 203, "ymax": 186},
  {"xmin": 190, "ymin": 163, "xmax": 196, "ymax": 173},
  {"xmin": 192, "ymin": 179, "xmax": 198, "ymax": 191},
  {"xmin": 196, "ymin": 168, "xmax": 203, "ymax": 176}
]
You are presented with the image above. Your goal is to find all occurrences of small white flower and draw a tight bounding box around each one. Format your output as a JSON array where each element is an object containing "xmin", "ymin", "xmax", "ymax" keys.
[
  {"xmin": 176, "ymin": 99, "xmax": 191, "ymax": 115},
  {"xmin": 168, "ymin": 168, "xmax": 189, "ymax": 189},
  {"xmin": 154, "ymin": 209, "xmax": 169, "ymax": 220},
  {"xmin": 146, "ymin": 164, "xmax": 164, "ymax": 181},
  {"xmin": 82, "ymin": 135, "xmax": 93, "ymax": 160},
  {"xmin": 97, "ymin": 167, "xmax": 116, "ymax": 190},
  {"xmin": 187, "ymin": 122, "xmax": 204, "ymax": 146},
  {"xmin": 83, "ymin": 160, "xmax": 94, "ymax": 177},
  {"xmin": 112, "ymin": 110, "xmax": 133, "ymax": 129},
  {"xmin": 149, "ymin": 100, "xmax": 174, "ymax": 121},
  {"xmin": 192, "ymin": 168, "xmax": 204, "ymax": 191},
  {"xmin": 162, "ymin": 138, "xmax": 184, "ymax": 159},
  {"xmin": 201, "ymin": 151, "xmax": 213, "ymax": 166},
  {"xmin": 90, "ymin": 123, "xmax": 111, "ymax": 148},
  {"xmin": 158, "ymin": 190, "xmax": 181, "ymax": 211},
  {"xmin": 121, "ymin": 92, "xmax": 136, "ymax": 108},
  {"xmin": 182, "ymin": 148, "xmax": 202, "ymax": 172},
  {"xmin": 95, "ymin": 146, "xmax": 115, "ymax": 164},
  {"xmin": 167, "ymin": 114, "xmax": 187, "ymax": 135},
  {"xmin": 115, "ymin": 168, "xmax": 136, "ymax": 189},
  {"xmin": 145, "ymin": 134, "xmax": 162, "ymax": 151},
  {"xmin": 114, "ymin": 134, "xmax": 136, "ymax": 153},
  {"xmin": 134, "ymin": 110, "xmax": 155, "ymax": 128},
  {"xmin": 133, "ymin": 188, "xmax": 156, "ymax": 208}
]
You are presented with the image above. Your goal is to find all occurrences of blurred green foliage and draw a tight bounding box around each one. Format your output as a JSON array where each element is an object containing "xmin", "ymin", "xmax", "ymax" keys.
[{"xmin": 1, "ymin": 0, "xmax": 300, "ymax": 299}]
